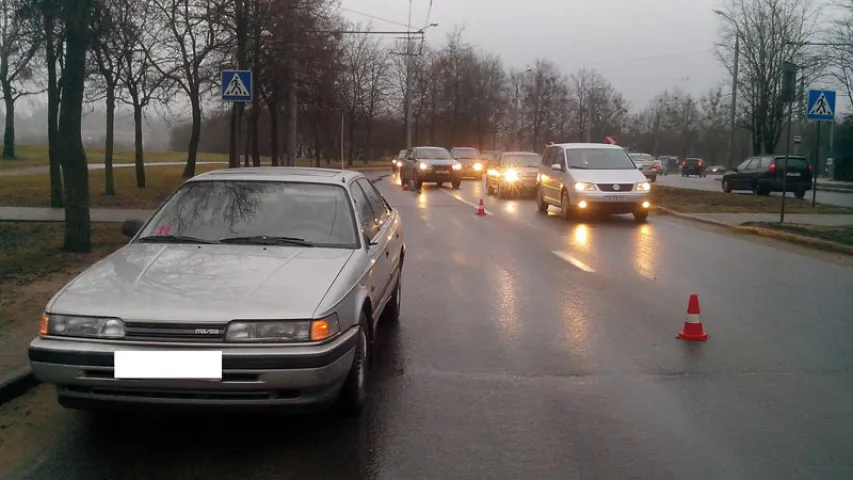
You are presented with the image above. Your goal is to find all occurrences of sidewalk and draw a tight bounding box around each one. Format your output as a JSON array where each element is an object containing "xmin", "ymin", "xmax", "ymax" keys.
[
  {"xmin": 670, "ymin": 212, "xmax": 853, "ymax": 227},
  {"xmin": 0, "ymin": 206, "xmax": 154, "ymax": 222},
  {"xmin": 711, "ymin": 176, "xmax": 853, "ymax": 192}
]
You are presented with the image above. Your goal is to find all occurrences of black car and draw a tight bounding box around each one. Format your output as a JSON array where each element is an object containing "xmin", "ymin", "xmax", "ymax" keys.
[
  {"xmin": 721, "ymin": 155, "xmax": 812, "ymax": 198},
  {"xmin": 392, "ymin": 149, "xmax": 406, "ymax": 174},
  {"xmin": 681, "ymin": 158, "xmax": 706, "ymax": 177},
  {"xmin": 485, "ymin": 151, "xmax": 541, "ymax": 198},
  {"xmin": 400, "ymin": 146, "xmax": 462, "ymax": 190},
  {"xmin": 450, "ymin": 147, "xmax": 485, "ymax": 180}
]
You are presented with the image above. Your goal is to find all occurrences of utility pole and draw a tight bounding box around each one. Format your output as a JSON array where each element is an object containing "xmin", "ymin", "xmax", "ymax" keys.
[
  {"xmin": 727, "ymin": 33, "xmax": 739, "ymax": 168},
  {"xmin": 287, "ymin": 57, "xmax": 297, "ymax": 166},
  {"xmin": 404, "ymin": 0, "xmax": 414, "ymax": 150}
]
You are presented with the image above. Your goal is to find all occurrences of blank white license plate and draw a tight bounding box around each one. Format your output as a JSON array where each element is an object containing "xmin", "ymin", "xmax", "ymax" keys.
[
  {"xmin": 786, "ymin": 172, "xmax": 800, "ymax": 177},
  {"xmin": 114, "ymin": 351, "xmax": 222, "ymax": 380},
  {"xmin": 605, "ymin": 195, "xmax": 628, "ymax": 201}
]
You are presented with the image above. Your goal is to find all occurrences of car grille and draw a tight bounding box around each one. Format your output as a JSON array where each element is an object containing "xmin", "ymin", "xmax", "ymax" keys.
[
  {"xmin": 124, "ymin": 322, "xmax": 226, "ymax": 343},
  {"xmin": 597, "ymin": 183, "xmax": 635, "ymax": 192}
]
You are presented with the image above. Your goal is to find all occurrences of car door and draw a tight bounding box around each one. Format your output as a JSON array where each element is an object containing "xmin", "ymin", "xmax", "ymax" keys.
[
  {"xmin": 539, "ymin": 147, "xmax": 558, "ymax": 202},
  {"xmin": 350, "ymin": 180, "xmax": 386, "ymax": 320},
  {"xmin": 730, "ymin": 158, "xmax": 753, "ymax": 189},
  {"xmin": 354, "ymin": 178, "xmax": 397, "ymax": 323}
]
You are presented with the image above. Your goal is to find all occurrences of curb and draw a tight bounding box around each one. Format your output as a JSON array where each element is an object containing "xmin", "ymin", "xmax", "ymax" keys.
[
  {"xmin": 653, "ymin": 207, "xmax": 732, "ymax": 228},
  {"xmin": 0, "ymin": 366, "xmax": 39, "ymax": 407},
  {"xmin": 709, "ymin": 176, "xmax": 853, "ymax": 193},
  {"xmin": 733, "ymin": 225, "xmax": 853, "ymax": 256}
]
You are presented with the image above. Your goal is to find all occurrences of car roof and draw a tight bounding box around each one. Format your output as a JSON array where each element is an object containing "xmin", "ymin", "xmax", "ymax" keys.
[
  {"xmin": 415, "ymin": 146, "xmax": 449, "ymax": 150},
  {"xmin": 553, "ymin": 142, "xmax": 625, "ymax": 150},
  {"xmin": 501, "ymin": 151, "xmax": 540, "ymax": 156},
  {"xmin": 188, "ymin": 167, "xmax": 364, "ymax": 185}
]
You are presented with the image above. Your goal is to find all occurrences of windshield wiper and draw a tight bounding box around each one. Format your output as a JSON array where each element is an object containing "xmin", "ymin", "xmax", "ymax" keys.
[
  {"xmin": 218, "ymin": 236, "xmax": 315, "ymax": 247},
  {"xmin": 137, "ymin": 235, "xmax": 216, "ymax": 244}
]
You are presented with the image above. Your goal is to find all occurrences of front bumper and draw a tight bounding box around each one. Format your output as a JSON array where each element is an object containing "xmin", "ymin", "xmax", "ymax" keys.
[
  {"xmin": 28, "ymin": 327, "xmax": 358, "ymax": 409},
  {"xmin": 571, "ymin": 191, "xmax": 651, "ymax": 214},
  {"xmin": 417, "ymin": 170, "xmax": 460, "ymax": 182},
  {"xmin": 497, "ymin": 177, "xmax": 538, "ymax": 191},
  {"xmin": 459, "ymin": 165, "xmax": 484, "ymax": 178}
]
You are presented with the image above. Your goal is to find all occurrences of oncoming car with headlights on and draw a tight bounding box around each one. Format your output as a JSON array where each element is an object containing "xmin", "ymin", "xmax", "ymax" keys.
[
  {"xmin": 28, "ymin": 168, "xmax": 405, "ymax": 415},
  {"xmin": 485, "ymin": 151, "xmax": 542, "ymax": 198},
  {"xmin": 400, "ymin": 146, "xmax": 462, "ymax": 190},
  {"xmin": 392, "ymin": 149, "xmax": 406, "ymax": 174},
  {"xmin": 450, "ymin": 147, "xmax": 485, "ymax": 180},
  {"xmin": 536, "ymin": 143, "xmax": 653, "ymax": 223}
]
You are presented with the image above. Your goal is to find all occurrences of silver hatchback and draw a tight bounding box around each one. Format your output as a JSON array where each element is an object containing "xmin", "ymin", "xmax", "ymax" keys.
[{"xmin": 28, "ymin": 168, "xmax": 405, "ymax": 414}]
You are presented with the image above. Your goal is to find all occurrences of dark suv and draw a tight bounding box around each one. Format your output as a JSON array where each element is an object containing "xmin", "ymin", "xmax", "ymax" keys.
[
  {"xmin": 681, "ymin": 158, "xmax": 706, "ymax": 177},
  {"xmin": 721, "ymin": 155, "xmax": 813, "ymax": 198}
]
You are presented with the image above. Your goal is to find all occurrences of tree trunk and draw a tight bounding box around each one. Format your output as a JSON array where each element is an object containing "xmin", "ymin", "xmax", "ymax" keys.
[
  {"xmin": 243, "ymin": 115, "xmax": 250, "ymax": 167},
  {"xmin": 44, "ymin": 8, "xmax": 63, "ymax": 208},
  {"xmin": 60, "ymin": 0, "xmax": 94, "ymax": 253},
  {"xmin": 2, "ymin": 89, "xmax": 16, "ymax": 159},
  {"xmin": 228, "ymin": 104, "xmax": 239, "ymax": 168},
  {"xmin": 268, "ymin": 100, "xmax": 279, "ymax": 166},
  {"xmin": 347, "ymin": 112, "xmax": 355, "ymax": 167},
  {"xmin": 132, "ymin": 98, "xmax": 145, "ymax": 187},
  {"xmin": 104, "ymin": 83, "xmax": 116, "ymax": 195},
  {"xmin": 183, "ymin": 94, "xmax": 202, "ymax": 178}
]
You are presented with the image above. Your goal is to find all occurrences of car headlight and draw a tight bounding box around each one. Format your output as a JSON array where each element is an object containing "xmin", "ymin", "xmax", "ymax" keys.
[
  {"xmin": 225, "ymin": 314, "xmax": 341, "ymax": 342},
  {"xmin": 504, "ymin": 169, "xmax": 519, "ymax": 181},
  {"xmin": 636, "ymin": 182, "xmax": 651, "ymax": 192},
  {"xmin": 452, "ymin": 163, "xmax": 462, "ymax": 170},
  {"xmin": 487, "ymin": 168, "xmax": 498, "ymax": 176},
  {"xmin": 574, "ymin": 182, "xmax": 595, "ymax": 192},
  {"xmin": 419, "ymin": 162, "xmax": 429, "ymax": 170},
  {"xmin": 473, "ymin": 162, "xmax": 483, "ymax": 171},
  {"xmin": 40, "ymin": 313, "xmax": 126, "ymax": 339}
]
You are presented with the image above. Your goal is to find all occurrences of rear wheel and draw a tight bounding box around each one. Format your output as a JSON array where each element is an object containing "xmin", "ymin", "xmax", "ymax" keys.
[
  {"xmin": 649, "ymin": 176, "xmax": 657, "ymax": 183},
  {"xmin": 536, "ymin": 187, "xmax": 549, "ymax": 212},
  {"xmin": 722, "ymin": 179, "xmax": 732, "ymax": 193},
  {"xmin": 497, "ymin": 182, "xmax": 507, "ymax": 199},
  {"xmin": 415, "ymin": 178, "xmax": 423, "ymax": 190},
  {"xmin": 795, "ymin": 189, "xmax": 806, "ymax": 199},
  {"xmin": 337, "ymin": 315, "xmax": 370, "ymax": 416},
  {"xmin": 436, "ymin": 182, "xmax": 444, "ymax": 188},
  {"xmin": 381, "ymin": 265, "xmax": 402, "ymax": 324},
  {"xmin": 560, "ymin": 190, "xmax": 573, "ymax": 220}
]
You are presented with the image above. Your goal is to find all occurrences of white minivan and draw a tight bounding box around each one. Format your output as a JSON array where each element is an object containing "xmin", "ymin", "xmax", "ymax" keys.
[{"xmin": 535, "ymin": 143, "xmax": 652, "ymax": 222}]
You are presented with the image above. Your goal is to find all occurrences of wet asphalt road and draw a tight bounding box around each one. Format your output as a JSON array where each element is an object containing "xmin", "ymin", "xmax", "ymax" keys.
[
  {"xmin": 656, "ymin": 173, "xmax": 853, "ymax": 207},
  {"xmin": 2, "ymin": 174, "xmax": 853, "ymax": 479}
]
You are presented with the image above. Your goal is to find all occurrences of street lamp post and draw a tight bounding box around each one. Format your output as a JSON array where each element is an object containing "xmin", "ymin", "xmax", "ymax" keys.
[{"xmin": 715, "ymin": 9, "xmax": 740, "ymax": 169}]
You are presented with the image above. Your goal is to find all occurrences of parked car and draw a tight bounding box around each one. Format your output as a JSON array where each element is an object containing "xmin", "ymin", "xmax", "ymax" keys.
[
  {"xmin": 485, "ymin": 151, "xmax": 541, "ymax": 198},
  {"xmin": 400, "ymin": 146, "xmax": 462, "ymax": 190},
  {"xmin": 28, "ymin": 167, "xmax": 405, "ymax": 414},
  {"xmin": 657, "ymin": 155, "xmax": 679, "ymax": 175},
  {"xmin": 450, "ymin": 147, "xmax": 484, "ymax": 180},
  {"xmin": 536, "ymin": 143, "xmax": 652, "ymax": 223},
  {"xmin": 721, "ymin": 155, "xmax": 813, "ymax": 198},
  {"xmin": 681, "ymin": 158, "xmax": 706, "ymax": 177},
  {"xmin": 629, "ymin": 152, "xmax": 658, "ymax": 182},
  {"xmin": 392, "ymin": 149, "xmax": 406, "ymax": 174}
]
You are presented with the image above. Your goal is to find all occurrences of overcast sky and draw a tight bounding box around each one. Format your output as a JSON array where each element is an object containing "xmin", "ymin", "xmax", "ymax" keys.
[{"xmin": 341, "ymin": 0, "xmax": 727, "ymax": 110}]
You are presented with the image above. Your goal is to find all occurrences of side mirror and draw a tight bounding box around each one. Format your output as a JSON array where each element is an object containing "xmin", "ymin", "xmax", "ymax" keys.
[
  {"xmin": 551, "ymin": 163, "xmax": 564, "ymax": 172},
  {"xmin": 121, "ymin": 219, "xmax": 145, "ymax": 238},
  {"xmin": 364, "ymin": 233, "xmax": 378, "ymax": 248}
]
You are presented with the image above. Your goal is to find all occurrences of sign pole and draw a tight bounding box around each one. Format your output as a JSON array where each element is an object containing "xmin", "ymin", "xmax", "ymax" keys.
[
  {"xmin": 812, "ymin": 121, "xmax": 820, "ymax": 207},
  {"xmin": 780, "ymin": 107, "xmax": 792, "ymax": 223}
]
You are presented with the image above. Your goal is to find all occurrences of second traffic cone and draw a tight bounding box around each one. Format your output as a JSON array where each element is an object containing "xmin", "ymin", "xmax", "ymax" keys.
[
  {"xmin": 475, "ymin": 199, "xmax": 487, "ymax": 216},
  {"xmin": 676, "ymin": 294, "xmax": 708, "ymax": 341}
]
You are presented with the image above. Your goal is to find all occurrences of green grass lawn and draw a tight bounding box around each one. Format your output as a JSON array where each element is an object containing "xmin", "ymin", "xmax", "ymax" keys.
[
  {"xmin": 652, "ymin": 186, "xmax": 853, "ymax": 214},
  {"xmin": 0, "ymin": 144, "xmax": 231, "ymax": 169}
]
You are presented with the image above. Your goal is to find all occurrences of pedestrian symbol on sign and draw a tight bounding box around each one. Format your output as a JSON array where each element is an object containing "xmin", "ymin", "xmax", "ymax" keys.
[
  {"xmin": 224, "ymin": 74, "xmax": 249, "ymax": 97},
  {"xmin": 808, "ymin": 92, "xmax": 833, "ymax": 117}
]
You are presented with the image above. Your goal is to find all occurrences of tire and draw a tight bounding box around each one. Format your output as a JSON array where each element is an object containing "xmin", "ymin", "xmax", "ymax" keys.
[
  {"xmin": 381, "ymin": 265, "xmax": 402, "ymax": 324},
  {"xmin": 436, "ymin": 182, "xmax": 444, "ymax": 188},
  {"xmin": 486, "ymin": 180, "xmax": 494, "ymax": 195},
  {"xmin": 536, "ymin": 187, "xmax": 549, "ymax": 212},
  {"xmin": 451, "ymin": 180, "xmax": 461, "ymax": 189},
  {"xmin": 560, "ymin": 190, "xmax": 573, "ymax": 220},
  {"xmin": 633, "ymin": 210, "xmax": 649, "ymax": 223},
  {"xmin": 337, "ymin": 315, "xmax": 370, "ymax": 416},
  {"xmin": 722, "ymin": 179, "xmax": 732, "ymax": 193},
  {"xmin": 795, "ymin": 189, "xmax": 806, "ymax": 199},
  {"xmin": 415, "ymin": 179, "xmax": 423, "ymax": 191},
  {"xmin": 649, "ymin": 176, "xmax": 656, "ymax": 183},
  {"xmin": 497, "ymin": 182, "xmax": 507, "ymax": 199}
]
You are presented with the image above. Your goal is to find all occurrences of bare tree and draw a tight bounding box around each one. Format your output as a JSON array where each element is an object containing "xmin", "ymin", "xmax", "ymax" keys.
[
  {"xmin": 522, "ymin": 59, "xmax": 572, "ymax": 149},
  {"xmin": 34, "ymin": 0, "xmax": 64, "ymax": 207},
  {"xmin": 90, "ymin": 0, "xmax": 123, "ymax": 195},
  {"xmin": 0, "ymin": 0, "xmax": 41, "ymax": 159},
  {"xmin": 150, "ymin": 0, "xmax": 228, "ymax": 178},
  {"xmin": 715, "ymin": 0, "xmax": 824, "ymax": 154}
]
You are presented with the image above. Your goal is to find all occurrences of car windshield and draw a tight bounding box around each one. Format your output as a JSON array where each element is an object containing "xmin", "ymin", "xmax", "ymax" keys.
[
  {"xmin": 137, "ymin": 181, "xmax": 359, "ymax": 248},
  {"xmin": 776, "ymin": 157, "xmax": 808, "ymax": 169},
  {"xmin": 630, "ymin": 154, "xmax": 653, "ymax": 162},
  {"xmin": 452, "ymin": 148, "xmax": 479, "ymax": 159},
  {"xmin": 417, "ymin": 148, "xmax": 452, "ymax": 160},
  {"xmin": 502, "ymin": 154, "xmax": 541, "ymax": 167},
  {"xmin": 398, "ymin": 150, "xmax": 407, "ymax": 158},
  {"xmin": 568, "ymin": 148, "xmax": 637, "ymax": 170}
]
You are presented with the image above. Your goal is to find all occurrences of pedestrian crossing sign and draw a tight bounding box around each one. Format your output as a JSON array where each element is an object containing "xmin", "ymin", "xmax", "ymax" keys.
[
  {"xmin": 806, "ymin": 89, "xmax": 835, "ymax": 122},
  {"xmin": 221, "ymin": 70, "xmax": 252, "ymax": 102}
]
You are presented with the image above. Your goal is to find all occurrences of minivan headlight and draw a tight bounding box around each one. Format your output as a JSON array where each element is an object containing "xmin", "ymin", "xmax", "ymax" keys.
[
  {"xmin": 574, "ymin": 182, "xmax": 595, "ymax": 192},
  {"xmin": 225, "ymin": 314, "xmax": 341, "ymax": 342},
  {"xmin": 636, "ymin": 182, "xmax": 651, "ymax": 192},
  {"xmin": 419, "ymin": 162, "xmax": 429, "ymax": 170},
  {"xmin": 41, "ymin": 313, "xmax": 126, "ymax": 339},
  {"xmin": 452, "ymin": 163, "xmax": 462, "ymax": 170}
]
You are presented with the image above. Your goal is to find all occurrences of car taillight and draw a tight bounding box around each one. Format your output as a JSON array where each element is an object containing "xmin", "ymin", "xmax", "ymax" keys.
[
  {"xmin": 654, "ymin": 163, "xmax": 660, "ymax": 169},
  {"xmin": 682, "ymin": 161, "xmax": 686, "ymax": 166},
  {"xmin": 698, "ymin": 161, "xmax": 703, "ymax": 166},
  {"xmin": 770, "ymin": 162, "xmax": 776, "ymax": 171},
  {"xmin": 808, "ymin": 164, "xmax": 812, "ymax": 171}
]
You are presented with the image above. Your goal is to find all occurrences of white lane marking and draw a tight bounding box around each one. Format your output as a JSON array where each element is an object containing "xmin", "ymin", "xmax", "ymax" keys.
[
  {"xmin": 442, "ymin": 190, "xmax": 494, "ymax": 215},
  {"xmin": 551, "ymin": 250, "xmax": 596, "ymax": 273}
]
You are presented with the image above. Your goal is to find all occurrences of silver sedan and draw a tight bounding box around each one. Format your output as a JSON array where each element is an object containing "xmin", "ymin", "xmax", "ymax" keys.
[{"xmin": 28, "ymin": 167, "xmax": 405, "ymax": 415}]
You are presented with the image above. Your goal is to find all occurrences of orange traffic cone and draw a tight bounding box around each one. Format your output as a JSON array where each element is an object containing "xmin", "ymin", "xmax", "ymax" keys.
[
  {"xmin": 676, "ymin": 294, "xmax": 708, "ymax": 341},
  {"xmin": 475, "ymin": 199, "xmax": 487, "ymax": 216}
]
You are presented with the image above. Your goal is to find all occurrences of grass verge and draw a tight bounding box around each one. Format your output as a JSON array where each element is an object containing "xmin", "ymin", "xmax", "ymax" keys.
[
  {"xmin": 735, "ymin": 222, "xmax": 853, "ymax": 255},
  {"xmin": 0, "ymin": 164, "xmax": 226, "ymax": 209},
  {"xmin": 652, "ymin": 185, "xmax": 853, "ymax": 214},
  {"xmin": 0, "ymin": 144, "xmax": 230, "ymax": 169}
]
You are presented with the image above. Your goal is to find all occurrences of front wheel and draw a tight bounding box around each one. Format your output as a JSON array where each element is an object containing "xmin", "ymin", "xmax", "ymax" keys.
[
  {"xmin": 722, "ymin": 179, "xmax": 732, "ymax": 193},
  {"xmin": 415, "ymin": 178, "xmax": 424, "ymax": 190},
  {"xmin": 649, "ymin": 176, "xmax": 657, "ymax": 183},
  {"xmin": 337, "ymin": 315, "xmax": 370, "ymax": 416},
  {"xmin": 497, "ymin": 182, "xmax": 507, "ymax": 199},
  {"xmin": 451, "ymin": 180, "xmax": 461, "ymax": 189},
  {"xmin": 536, "ymin": 187, "xmax": 549, "ymax": 212},
  {"xmin": 486, "ymin": 180, "xmax": 494, "ymax": 195},
  {"xmin": 560, "ymin": 190, "xmax": 573, "ymax": 220},
  {"xmin": 633, "ymin": 210, "xmax": 649, "ymax": 223},
  {"xmin": 795, "ymin": 189, "xmax": 806, "ymax": 199},
  {"xmin": 381, "ymin": 266, "xmax": 402, "ymax": 324}
]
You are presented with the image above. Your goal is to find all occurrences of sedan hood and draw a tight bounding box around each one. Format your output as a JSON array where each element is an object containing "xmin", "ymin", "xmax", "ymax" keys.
[
  {"xmin": 47, "ymin": 244, "xmax": 354, "ymax": 322},
  {"xmin": 569, "ymin": 168, "xmax": 648, "ymax": 184}
]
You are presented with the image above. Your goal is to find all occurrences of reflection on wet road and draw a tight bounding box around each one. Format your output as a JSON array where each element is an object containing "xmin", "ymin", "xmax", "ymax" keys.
[{"xmin": 3, "ymin": 173, "xmax": 853, "ymax": 480}]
